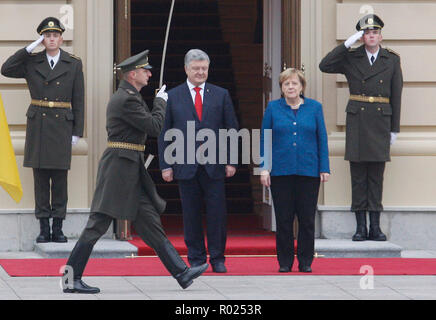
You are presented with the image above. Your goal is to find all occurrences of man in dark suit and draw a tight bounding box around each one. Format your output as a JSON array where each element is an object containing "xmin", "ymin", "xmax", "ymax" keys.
[
  {"xmin": 319, "ymin": 14, "xmax": 403, "ymax": 241},
  {"xmin": 1, "ymin": 17, "xmax": 85, "ymax": 243},
  {"xmin": 62, "ymin": 50, "xmax": 208, "ymax": 294},
  {"xmin": 158, "ymin": 49, "xmax": 239, "ymax": 273}
]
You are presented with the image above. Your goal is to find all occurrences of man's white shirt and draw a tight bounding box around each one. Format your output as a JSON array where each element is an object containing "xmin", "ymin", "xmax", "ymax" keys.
[
  {"xmin": 366, "ymin": 48, "xmax": 380, "ymax": 65},
  {"xmin": 187, "ymin": 79, "xmax": 205, "ymax": 104},
  {"xmin": 47, "ymin": 50, "xmax": 61, "ymax": 69}
]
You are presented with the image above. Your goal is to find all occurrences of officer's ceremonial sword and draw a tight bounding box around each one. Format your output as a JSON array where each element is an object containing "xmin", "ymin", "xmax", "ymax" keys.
[
  {"xmin": 147, "ymin": 0, "xmax": 175, "ymax": 170},
  {"xmin": 159, "ymin": 0, "xmax": 175, "ymax": 89}
]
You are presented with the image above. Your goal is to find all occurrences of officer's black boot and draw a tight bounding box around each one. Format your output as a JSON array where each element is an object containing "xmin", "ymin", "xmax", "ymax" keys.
[
  {"xmin": 368, "ymin": 211, "xmax": 387, "ymax": 241},
  {"xmin": 52, "ymin": 218, "xmax": 68, "ymax": 243},
  {"xmin": 158, "ymin": 240, "xmax": 208, "ymax": 289},
  {"xmin": 352, "ymin": 211, "xmax": 368, "ymax": 241},
  {"xmin": 36, "ymin": 218, "xmax": 51, "ymax": 243}
]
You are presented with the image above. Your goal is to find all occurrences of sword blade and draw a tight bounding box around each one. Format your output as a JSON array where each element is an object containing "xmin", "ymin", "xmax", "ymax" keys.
[{"xmin": 159, "ymin": 0, "xmax": 176, "ymax": 88}]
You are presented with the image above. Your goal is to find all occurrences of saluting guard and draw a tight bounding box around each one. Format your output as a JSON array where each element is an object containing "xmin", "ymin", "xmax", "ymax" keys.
[
  {"xmin": 1, "ymin": 17, "xmax": 85, "ymax": 243},
  {"xmin": 319, "ymin": 14, "xmax": 403, "ymax": 241}
]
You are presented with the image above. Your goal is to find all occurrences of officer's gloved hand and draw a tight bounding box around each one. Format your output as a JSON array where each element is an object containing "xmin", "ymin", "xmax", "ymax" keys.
[
  {"xmin": 72, "ymin": 136, "xmax": 80, "ymax": 146},
  {"xmin": 156, "ymin": 85, "xmax": 168, "ymax": 102},
  {"xmin": 344, "ymin": 31, "xmax": 364, "ymax": 48},
  {"xmin": 26, "ymin": 35, "xmax": 45, "ymax": 53},
  {"xmin": 390, "ymin": 132, "xmax": 398, "ymax": 145}
]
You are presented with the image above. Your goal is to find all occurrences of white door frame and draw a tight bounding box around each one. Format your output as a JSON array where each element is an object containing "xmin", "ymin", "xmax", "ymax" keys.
[{"xmin": 262, "ymin": 0, "xmax": 282, "ymax": 231}]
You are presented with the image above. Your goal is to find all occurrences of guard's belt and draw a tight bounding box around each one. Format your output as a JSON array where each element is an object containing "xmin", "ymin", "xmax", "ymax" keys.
[
  {"xmin": 31, "ymin": 99, "xmax": 72, "ymax": 108},
  {"xmin": 349, "ymin": 95, "xmax": 390, "ymax": 104},
  {"xmin": 108, "ymin": 141, "xmax": 146, "ymax": 152}
]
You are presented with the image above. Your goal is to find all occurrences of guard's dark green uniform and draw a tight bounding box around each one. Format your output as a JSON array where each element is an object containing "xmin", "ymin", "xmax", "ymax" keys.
[
  {"xmin": 319, "ymin": 14, "xmax": 403, "ymax": 241},
  {"xmin": 1, "ymin": 48, "xmax": 84, "ymax": 170},
  {"xmin": 1, "ymin": 17, "xmax": 84, "ymax": 243},
  {"xmin": 90, "ymin": 80, "xmax": 166, "ymax": 220},
  {"xmin": 64, "ymin": 51, "xmax": 208, "ymax": 293},
  {"xmin": 319, "ymin": 44, "xmax": 402, "ymax": 164}
]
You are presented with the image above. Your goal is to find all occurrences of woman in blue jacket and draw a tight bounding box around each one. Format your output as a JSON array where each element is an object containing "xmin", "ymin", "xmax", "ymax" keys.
[{"xmin": 260, "ymin": 68, "xmax": 330, "ymax": 273}]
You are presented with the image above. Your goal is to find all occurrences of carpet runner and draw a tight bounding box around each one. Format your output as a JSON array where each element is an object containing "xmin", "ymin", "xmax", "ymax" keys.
[
  {"xmin": 129, "ymin": 214, "xmax": 278, "ymax": 256},
  {"xmin": 1, "ymin": 258, "xmax": 436, "ymax": 277}
]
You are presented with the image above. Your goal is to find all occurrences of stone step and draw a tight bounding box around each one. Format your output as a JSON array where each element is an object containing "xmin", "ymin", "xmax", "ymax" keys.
[
  {"xmin": 33, "ymin": 238, "xmax": 402, "ymax": 259},
  {"xmin": 34, "ymin": 239, "xmax": 138, "ymax": 259},
  {"xmin": 314, "ymin": 239, "xmax": 402, "ymax": 258}
]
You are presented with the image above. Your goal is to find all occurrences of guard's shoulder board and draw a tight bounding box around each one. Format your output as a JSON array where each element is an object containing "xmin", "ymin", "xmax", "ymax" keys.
[
  {"xmin": 126, "ymin": 89, "xmax": 136, "ymax": 95},
  {"xmin": 69, "ymin": 53, "xmax": 81, "ymax": 60},
  {"xmin": 386, "ymin": 48, "xmax": 400, "ymax": 57},
  {"xmin": 348, "ymin": 47, "xmax": 357, "ymax": 53}
]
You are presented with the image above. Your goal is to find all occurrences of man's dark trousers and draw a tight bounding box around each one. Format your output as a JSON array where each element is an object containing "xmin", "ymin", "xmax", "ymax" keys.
[
  {"xmin": 350, "ymin": 162, "xmax": 386, "ymax": 212},
  {"xmin": 33, "ymin": 168, "xmax": 68, "ymax": 219},
  {"xmin": 177, "ymin": 165, "xmax": 227, "ymax": 267}
]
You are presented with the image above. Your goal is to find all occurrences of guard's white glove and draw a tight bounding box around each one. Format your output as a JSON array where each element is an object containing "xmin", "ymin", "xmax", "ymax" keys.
[
  {"xmin": 344, "ymin": 31, "xmax": 364, "ymax": 48},
  {"xmin": 26, "ymin": 35, "xmax": 45, "ymax": 53},
  {"xmin": 72, "ymin": 136, "xmax": 80, "ymax": 146},
  {"xmin": 156, "ymin": 85, "xmax": 168, "ymax": 102},
  {"xmin": 390, "ymin": 132, "xmax": 397, "ymax": 145}
]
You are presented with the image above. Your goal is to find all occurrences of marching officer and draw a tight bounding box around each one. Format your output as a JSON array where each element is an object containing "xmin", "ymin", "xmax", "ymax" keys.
[
  {"xmin": 319, "ymin": 14, "xmax": 403, "ymax": 241},
  {"xmin": 63, "ymin": 50, "xmax": 208, "ymax": 294},
  {"xmin": 1, "ymin": 17, "xmax": 84, "ymax": 243}
]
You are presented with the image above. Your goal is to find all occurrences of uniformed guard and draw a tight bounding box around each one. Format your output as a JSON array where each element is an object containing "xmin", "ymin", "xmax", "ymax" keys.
[
  {"xmin": 1, "ymin": 17, "xmax": 85, "ymax": 243},
  {"xmin": 319, "ymin": 14, "xmax": 403, "ymax": 241},
  {"xmin": 62, "ymin": 50, "xmax": 208, "ymax": 294}
]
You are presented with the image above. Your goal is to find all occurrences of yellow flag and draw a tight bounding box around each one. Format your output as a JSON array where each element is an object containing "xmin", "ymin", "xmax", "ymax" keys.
[{"xmin": 0, "ymin": 93, "xmax": 23, "ymax": 203}]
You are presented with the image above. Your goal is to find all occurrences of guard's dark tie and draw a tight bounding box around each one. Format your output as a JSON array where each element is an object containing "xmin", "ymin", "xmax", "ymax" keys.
[
  {"xmin": 370, "ymin": 55, "xmax": 375, "ymax": 65},
  {"xmin": 50, "ymin": 60, "xmax": 55, "ymax": 69}
]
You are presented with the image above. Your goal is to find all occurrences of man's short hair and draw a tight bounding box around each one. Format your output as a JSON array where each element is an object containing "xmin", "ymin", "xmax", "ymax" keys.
[{"xmin": 184, "ymin": 49, "xmax": 210, "ymax": 67}]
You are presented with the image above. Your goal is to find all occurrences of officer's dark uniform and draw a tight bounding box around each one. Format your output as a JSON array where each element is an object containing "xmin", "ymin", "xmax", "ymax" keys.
[
  {"xmin": 63, "ymin": 51, "xmax": 208, "ymax": 294},
  {"xmin": 319, "ymin": 14, "xmax": 403, "ymax": 241},
  {"xmin": 1, "ymin": 17, "xmax": 84, "ymax": 243}
]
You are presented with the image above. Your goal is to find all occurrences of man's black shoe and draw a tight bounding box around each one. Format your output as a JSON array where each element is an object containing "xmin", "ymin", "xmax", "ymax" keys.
[
  {"xmin": 212, "ymin": 263, "xmax": 227, "ymax": 273},
  {"xmin": 298, "ymin": 266, "xmax": 312, "ymax": 273},
  {"xmin": 352, "ymin": 211, "xmax": 368, "ymax": 241},
  {"xmin": 63, "ymin": 279, "xmax": 100, "ymax": 294},
  {"xmin": 176, "ymin": 263, "xmax": 209, "ymax": 289},
  {"xmin": 51, "ymin": 232, "xmax": 68, "ymax": 243},
  {"xmin": 36, "ymin": 233, "xmax": 51, "ymax": 243},
  {"xmin": 36, "ymin": 218, "xmax": 51, "ymax": 243},
  {"xmin": 279, "ymin": 266, "xmax": 291, "ymax": 273},
  {"xmin": 368, "ymin": 212, "xmax": 387, "ymax": 241},
  {"xmin": 52, "ymin": 218, "xmax": 68, "ymax": 243}
]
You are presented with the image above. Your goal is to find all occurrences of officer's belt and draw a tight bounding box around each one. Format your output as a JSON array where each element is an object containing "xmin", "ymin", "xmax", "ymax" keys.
[
  {"xmin": 349, "ymin": 95, "xmax": 390, "ymax": 104},
  {"xmin": 31, "ymin": 99, "xmax": 72, "ymax": 109},
  {"xmin": 108, "ymin": 141, "xmax": 146, "ymax": 152}
]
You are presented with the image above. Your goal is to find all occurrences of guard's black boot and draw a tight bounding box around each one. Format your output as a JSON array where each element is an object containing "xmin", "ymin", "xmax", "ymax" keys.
[
  {"xmin": 368, "ymin": 212, "xmax": 387, "ymax": 241},
  {"xmin": 52, "ymin": 218, "xmax": 68, "ymax": 243},
  {"xmin": 175, "ymin": 264, "xmax": 209, "ymax": 289},
  {"xmin": 63, "ymin": 279, "xmax": 100, "ymax": 294},
  {"xmin": 352, "ymin": 211, "xmax": 368, "ymax": 241},
  {"xmin": 157, "ymin": 239, "xmax": 209, "ymax": 289},
  {"xmin": 36, "ymin": 218, "xmax": 51, "ymax": 243}
]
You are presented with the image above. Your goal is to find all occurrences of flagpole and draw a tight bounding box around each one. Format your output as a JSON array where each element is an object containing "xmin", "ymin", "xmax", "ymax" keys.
[{"xmin": 159, "ymin": 0, "xmax": 176, "ymax": 89}]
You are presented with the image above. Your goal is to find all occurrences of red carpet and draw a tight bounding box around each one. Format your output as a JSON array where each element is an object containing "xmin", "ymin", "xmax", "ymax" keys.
[
  {"xmin": 1, "ymin": 258, "xmax": 436, "ymax": 277},
  {"xmin": 129, "ymin": 235, "xmax": 278, "ymax": 256},
  {"xmin": 130, "ymin": 214, "xmax": 278, "ymax": 256}
]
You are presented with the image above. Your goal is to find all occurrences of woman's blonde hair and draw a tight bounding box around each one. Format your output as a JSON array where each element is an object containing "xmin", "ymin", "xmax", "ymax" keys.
[{"xmin": 279, "ymin": 68, "xmax": 306, "ymax": 96}]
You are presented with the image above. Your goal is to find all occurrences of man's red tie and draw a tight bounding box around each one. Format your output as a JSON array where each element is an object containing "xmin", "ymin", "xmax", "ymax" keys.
[{"xmin": 194, "ymin": 87, "xmax": 203, "ymax": 121}]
